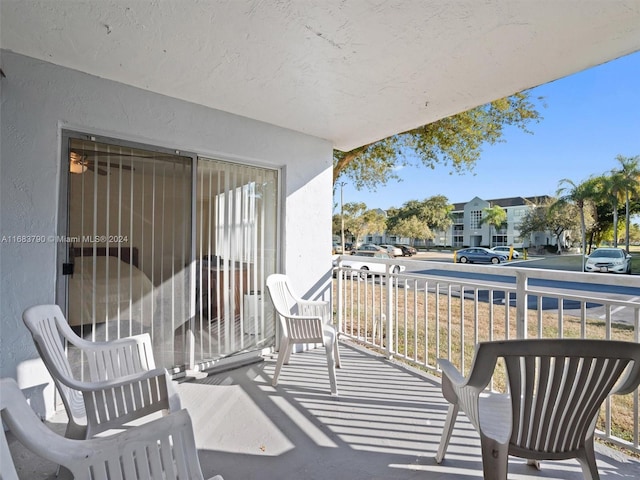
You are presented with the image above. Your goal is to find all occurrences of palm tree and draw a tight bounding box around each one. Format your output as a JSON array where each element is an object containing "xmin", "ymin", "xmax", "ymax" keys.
[
  {"xmin": 556, "ymin": 177, "xmax": 600, "ymax": 269},
  {"xmin": 616, "ymin": 155, "xmax": 640, "ymax": 252},
  {"xmin": 601, "ymin": 171, "xmax": 629, "ymax": 248},
  {"xmin": 480, "ymin": 205, "xmax": 507, "ymax": 248}
]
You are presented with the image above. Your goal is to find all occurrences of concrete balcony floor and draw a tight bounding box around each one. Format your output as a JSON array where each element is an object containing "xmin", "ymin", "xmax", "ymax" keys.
[{"xmin": 8, "ymin": 341, "xmax": 640, "ymax": 479}]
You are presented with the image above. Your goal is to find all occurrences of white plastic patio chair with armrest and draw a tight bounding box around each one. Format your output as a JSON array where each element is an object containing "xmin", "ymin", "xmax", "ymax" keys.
[
  {"xmin": 266, "ymin": 273, "xmax": 341, "ymax": 396},
  {"xmin": 22, "ymin": 304, "xmax": 181, "ymax": 441},
  {"xmin": 434, "ymin": 338, "xmax": 640, "ymax": 480},
  {"xmin": 0, "ymin": 377, "xmax": 223, "ymax": 480}
]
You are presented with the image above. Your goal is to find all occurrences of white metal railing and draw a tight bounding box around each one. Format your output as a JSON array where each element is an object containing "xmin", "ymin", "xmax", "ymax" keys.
[{"xmin": 333, "ymin": 255, "xmax": 640, "ymax": 453}]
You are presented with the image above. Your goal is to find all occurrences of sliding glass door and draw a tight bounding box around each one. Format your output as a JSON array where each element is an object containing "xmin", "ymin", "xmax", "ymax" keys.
[
  {"xmin": 60, "ymin": 132, "xmax": 278, "ymax": 371},
  {"xmin": 194, "ymin": 158, "xmax": 278, "ymax": 363}
]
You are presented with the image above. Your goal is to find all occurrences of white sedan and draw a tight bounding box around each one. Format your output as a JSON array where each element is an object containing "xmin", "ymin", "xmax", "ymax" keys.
[
  {"xmin": 490, "ymin": 246, "xmax": 520, "ymax": 258},
  {"xmin": 336, "ymin": 251, "xmax": 406, "ymax": 278},
  {"xmin": 380, "ymin": 244, "xmax": 403, "ymax": 257},
  {"xmin": 584, "ymin": 247, "xmax": 632, "ymax": 274}
]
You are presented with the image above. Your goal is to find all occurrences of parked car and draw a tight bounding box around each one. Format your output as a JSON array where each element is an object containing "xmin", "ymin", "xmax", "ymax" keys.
[
  {"xmin": 456, "ymin": 247, "xmax": 508, "ymax": 264},
  {"xmin": 337, "ymin": 251, "xmax": 406, "ymax": 278},
  {"xmin": 395, "ymin": 244, "xmax": 417, "ymax": 256},
  {"xmin": 584, "ymin": 247, "xmax": 632, "ymax": 274},
  {"xmin": 380, "ymin": 244, "xmax": 403, "ymax": 257},
  {"xmin": 332, "ymin": 242, "xmax": 343, "ymax": 254},
  {"xmin": 352, "ymin": 243, "xmax": 384, "ymax": 254},
  {"xmin": 490, "ymin": 246, "xmax": 520, "ymax": 258}
]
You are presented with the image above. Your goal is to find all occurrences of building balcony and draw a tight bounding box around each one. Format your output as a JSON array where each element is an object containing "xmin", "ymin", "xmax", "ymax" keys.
[{"xmin": 7, "ymin": 256, "xmax": 640, "ymax": 479}]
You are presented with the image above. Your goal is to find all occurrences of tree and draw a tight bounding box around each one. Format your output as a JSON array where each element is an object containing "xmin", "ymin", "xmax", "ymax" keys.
[
  {"xmin": 518, "ymin": 203, "xmax": 551, "ymax": 242},
  {"xmin": 615, "ymin": 155, "xmax": 640, "ymax": 252},
  {"xmin": 480, "ymin": 205, "xmax": 507, "ymax": 248},
  {"xmin": 386, "ymin": 195, "xmax": 453, "ymax": 244},
  {"xmin": 599, "ymin": 171, "xmax": 628, "ymax": 248},
  {"xmin": 388, "ymin": 216, "xmax": 431, "ymax": 246},
  {"xmin": 342, "ymin": 202, "xmax": 387, "ymax": 246},
  {"xmin": 555, "ymin": 177, "xmax": 600, "ymax": 264},
  {"xmin": 547, "ymin": 202, "xmax": 581, "ymax": 253},
  {"xmin": 519, "ymin": 198, "xmax": 580, "ymax": 253},
  {"xmin": 333, "ymin": 92, "xmax": 542, "ymax": 189}
]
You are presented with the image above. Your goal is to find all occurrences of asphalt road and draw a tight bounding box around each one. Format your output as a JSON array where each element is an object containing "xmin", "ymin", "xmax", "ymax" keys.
[{"xmin": 404, "ymin": 251, "xmax": 640, "ymax": 325}]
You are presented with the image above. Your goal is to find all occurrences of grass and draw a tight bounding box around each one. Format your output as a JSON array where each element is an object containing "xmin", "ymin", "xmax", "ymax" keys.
[{"xmin": 334, "ymin": 276, "xmax": 639, "ymax": 454}]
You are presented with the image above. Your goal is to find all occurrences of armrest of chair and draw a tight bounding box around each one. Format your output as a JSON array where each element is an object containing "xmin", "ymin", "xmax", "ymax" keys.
[
  {"xmin": 438, "ymin": 359, "xmax": 470, "ymax": 403},
  {"xmin": 45, "ymin": 360, "xmax": 168, "ymax": 393},
  {"xmin": 67, "ymin": 332, "xmax": 156, "ymax": 371},
  {"xmin": 68, "ymin": 332, "xmax": 152, "ymax": 349},
  {"xmin": 80, "ymin": 369, "xmax": 181, "ymax": 435}
]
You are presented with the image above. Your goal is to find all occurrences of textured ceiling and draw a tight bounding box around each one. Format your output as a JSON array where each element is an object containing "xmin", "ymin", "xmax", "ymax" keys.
[{"xmin": 2, "ymin": 1, "xmax": 640, "ymax": 151}]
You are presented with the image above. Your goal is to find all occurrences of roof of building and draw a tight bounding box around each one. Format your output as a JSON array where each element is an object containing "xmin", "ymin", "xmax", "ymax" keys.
[{"xmin": 451, "ymin": 195, "xmax": 552, "ymax": 211}]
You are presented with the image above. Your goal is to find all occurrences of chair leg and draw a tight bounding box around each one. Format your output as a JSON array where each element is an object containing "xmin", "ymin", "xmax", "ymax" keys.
[
  {"xmin": 576, "ymin": 441, "xmax": 600, "ymax": 480},
  {"xmin": 324, "ymin": 335, "xmax": 339, "ymax": 396},
  {"xmin": 480, "ymin": 436, "xmax": 509, "ymax": 480},
  {"xmin": 272, "ymin": 337, "xmax": 290, "ymax": 387},
  {"xmin": 526, "ymin": 459, "xmax": 541, "ymax": 470},
  {"xmin": 334, "ymin": 337, "xmax": 341, "ymax": 369},
  {"xmin": 435, "ymin": 403, "xmax": 459, "ymax": 463},
  {"xmin": 283, "ymin": 340, "xmax": 293, "ymax": 365}
]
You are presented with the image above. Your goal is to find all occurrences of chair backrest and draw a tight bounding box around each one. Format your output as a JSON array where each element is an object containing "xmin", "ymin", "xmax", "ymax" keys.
[
  {"xmin": 0, "ymin": 377, "xmax": 206, "ymax": 480},
  {"xmin": 266, "ymin": 274, "xmax": 326, "ymax": 342},
  {"xmin": 266, "ymin": 274, "xmax": 299, "ymax": 316},
  {"xmin": 22, "ymin": 304, "xmax": 157, "ymax": 426},
  {"xmin": 475, "ymin": 339, "xmax": 640, "ymax": 458},
  {"xmin": 22, "ymin": 304, "xmax": 86, "ymax": 424}
]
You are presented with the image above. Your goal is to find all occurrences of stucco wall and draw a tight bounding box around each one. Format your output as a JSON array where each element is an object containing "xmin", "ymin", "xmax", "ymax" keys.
[{"xmin": 0, "ymin": 51, "xmax": 333, "ymax": 417}]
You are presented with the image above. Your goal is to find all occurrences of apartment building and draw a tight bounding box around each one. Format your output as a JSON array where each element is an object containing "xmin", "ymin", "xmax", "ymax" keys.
[{"xmin": 364, "ymin": 195, "xmax": 558, "ymax": 249}]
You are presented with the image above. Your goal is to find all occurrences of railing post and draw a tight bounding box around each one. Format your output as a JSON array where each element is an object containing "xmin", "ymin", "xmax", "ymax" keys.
[
  {"xmin": 336, "ymin": 257, "xmax": 343, "ymax": 335},
  {"xmin": 386, "ymin": 264, "xmax": 393, "ymax": 358},
  {"xmin": 515, "ymin": 270, "xmax": 528, "ymax": 339}
]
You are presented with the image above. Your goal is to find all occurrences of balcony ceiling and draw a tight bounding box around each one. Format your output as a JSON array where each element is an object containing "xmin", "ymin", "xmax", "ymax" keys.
[{"xmin": 2, "ymin": 1, "xmax": 640, "ymax": 151}]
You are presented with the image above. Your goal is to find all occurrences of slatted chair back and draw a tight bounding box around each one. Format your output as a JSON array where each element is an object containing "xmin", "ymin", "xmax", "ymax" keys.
[
  {"xmin": 496, "ymin": 339, "xmax": 640, "ymax": 459},
  {"xmin": 22, "ymin": 304, "xmax": 87, "ymax": 428},
  {"xmin": 22, "ymin": 304, "xmax": 179, "ymax": 439},
  {"xmin": 436, "ymin": 339, "xmax": 640, "ymax": 480},
  {"xmin": 0, "ymin": 378, "xmax": 222, "ymax": 480},
  {"xmin": 266, "ymin": 273, "xmax": 324, "ymax": 342}
]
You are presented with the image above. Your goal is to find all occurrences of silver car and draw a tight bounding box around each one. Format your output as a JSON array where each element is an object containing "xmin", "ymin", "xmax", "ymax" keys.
[{"xmin": 584, "ymin": 248, "xmax": 632, "ymax": 274}]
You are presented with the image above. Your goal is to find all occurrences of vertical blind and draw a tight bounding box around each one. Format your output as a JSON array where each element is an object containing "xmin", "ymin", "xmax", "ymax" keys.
[
  {"xmin": 195, "ymin": 158, "xmax": 277, "ymax": 363},
  {"xmin": 66, "ymin": 136, "xmax": 277, "ymax": 371}
]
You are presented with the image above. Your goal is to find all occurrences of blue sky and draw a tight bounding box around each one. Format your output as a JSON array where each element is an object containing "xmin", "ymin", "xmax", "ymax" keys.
[{"xmin": 336, "ymin": 50, "xmax": 640, "ymax": 211}]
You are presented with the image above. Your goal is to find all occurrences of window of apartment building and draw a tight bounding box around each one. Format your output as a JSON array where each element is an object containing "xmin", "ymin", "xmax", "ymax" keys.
[
  {"xmin": 492, "ymin": 235, "xmax": 508, "ymax": 246},
  {"xmin": 470, "ymin": 210, "xmax": 482, "ymax": 229}
]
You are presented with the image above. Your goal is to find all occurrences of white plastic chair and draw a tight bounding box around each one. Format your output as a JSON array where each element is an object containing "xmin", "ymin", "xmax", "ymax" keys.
[
  {"xmin": 1, "ymin": 377, "xmax": 223, "ymax": 480},
  {"xmin": 22, "ymin": 304, "xmax": 181, "ymax": 440},
  {"xmin": 266, "ymin": 274, "xmax": 341, "ymax": 395},
  {"xmin": 435, "ymin": 339, "xmax": 640, "ymax": 480}
]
